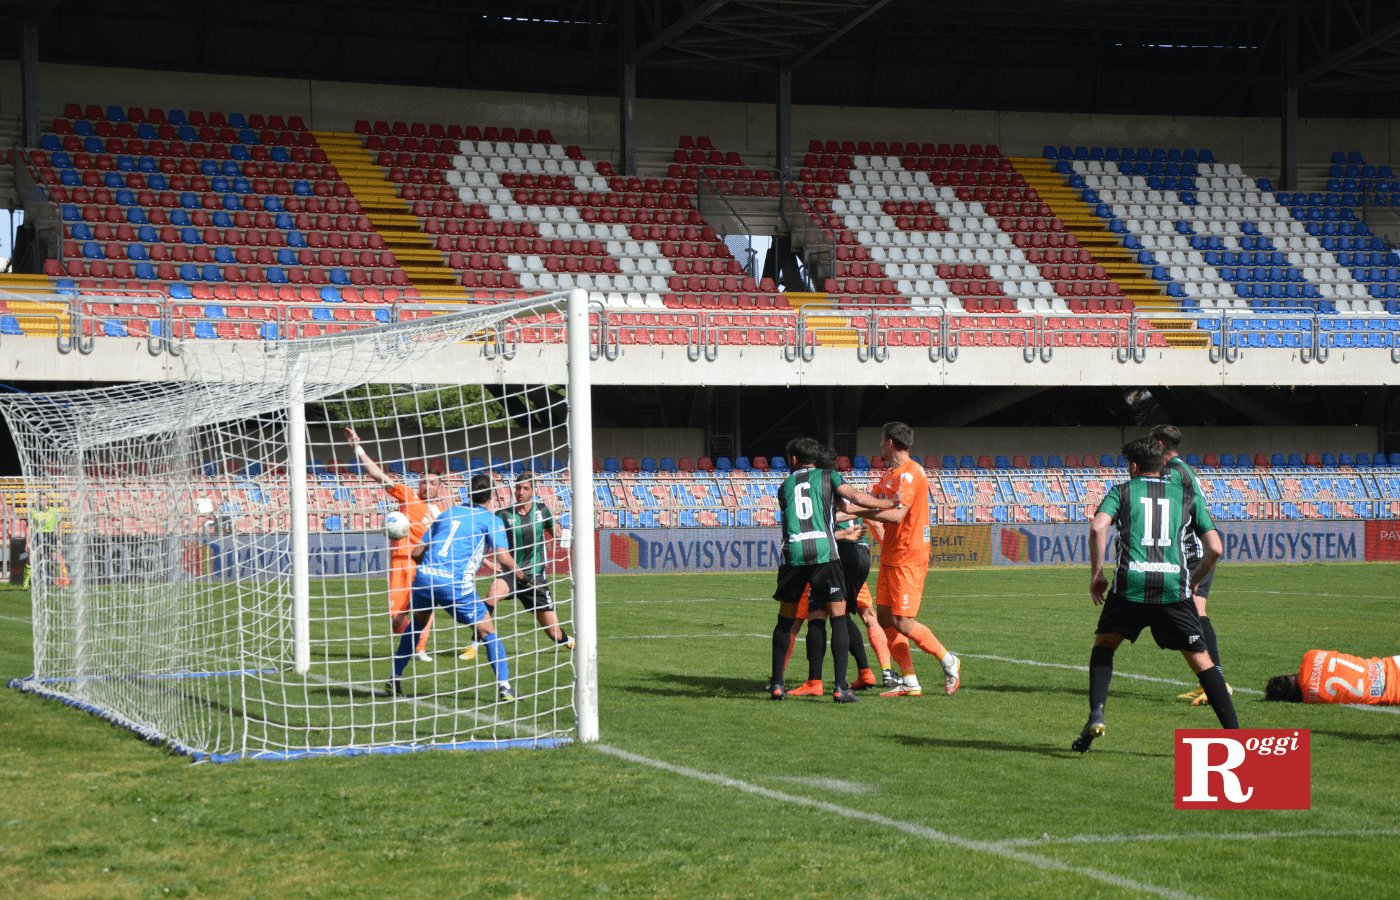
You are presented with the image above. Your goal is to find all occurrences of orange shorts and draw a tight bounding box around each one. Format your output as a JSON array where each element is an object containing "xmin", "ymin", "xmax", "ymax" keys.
[
  {"xmin": 791, "ymin": 582, "xmax": 867, "ymax": 620},
  {"xmin": 876, "ymin": 563, "xmax": 927, "ymax": 618},
  {"xmin": 389, "ymin": 555, "xmax": 414, "ymax": 616},
  {"xmin": 792, "ymin": 588, "xmax": 810, "ymax": 620}
]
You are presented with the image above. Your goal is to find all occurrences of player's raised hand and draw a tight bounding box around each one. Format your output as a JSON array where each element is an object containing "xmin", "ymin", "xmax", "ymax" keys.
[
  {"xmin": 1090, "ymin": 571, "xmax": 1109, "ymax": 606},
  {"xmin": 344, "ymin": 426, "xmax": 360, "ymax": 445}
]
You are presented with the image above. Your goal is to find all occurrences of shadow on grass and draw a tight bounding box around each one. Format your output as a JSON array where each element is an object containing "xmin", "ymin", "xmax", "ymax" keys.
[
  {"xmin": 887, "ymin": 733, "xmax": 1172, "ymax": 760},
  {"xmin": 1310, "ymin": 728, "xmax": 1400, "ymax": 745},
  {"xmin": 619, "ymin": 672, "xmax": 767, "ymax": 699}
]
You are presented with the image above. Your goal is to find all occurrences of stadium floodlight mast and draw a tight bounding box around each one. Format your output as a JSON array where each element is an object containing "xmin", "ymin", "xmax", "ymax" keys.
[{"xmin": 2, "ymin": 289, "xmax": 598, "ymax": 759}]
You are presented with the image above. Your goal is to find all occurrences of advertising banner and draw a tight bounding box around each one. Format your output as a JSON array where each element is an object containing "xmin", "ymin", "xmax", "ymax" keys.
[
  {"xmin": 993, "ymin": 520, "xmax": 1366, "ymax": 566},
  {"xmin": 1364, "ymin": 520, "xmax": 1400, "ymax": 561},
  {"xmin": 600, "ymin": 527, "xmax": 785, "ymax": 575}
]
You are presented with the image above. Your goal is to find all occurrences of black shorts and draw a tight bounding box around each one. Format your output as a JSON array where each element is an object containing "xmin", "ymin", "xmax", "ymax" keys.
[
  {"xmin": 1095, "ymin": 594, "xmax": 1206, "ymax": 652},
  {"xmin": 836, "ymin": 542, "xmax": 871, "ymax": 607},
  {"xmin": 503, "ymin": 570, "xmax": 554, "ymax": 612},
  {"xmin": 774, "ymin": 561, "xmax": 846, "ymax": 610},
  {"xmin": 1192, "ymin": 565, "xmax": 1215, "ymax": 600}
]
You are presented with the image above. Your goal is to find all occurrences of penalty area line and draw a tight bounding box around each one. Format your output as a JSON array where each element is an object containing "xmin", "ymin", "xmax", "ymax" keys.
[
  {"xmin": 594, "ymin": 744, "xmax": 1208, "ymax": 900},
  {"xmin": 992, "ymin": 828, "xmax": 1400, "ymax": 849}
]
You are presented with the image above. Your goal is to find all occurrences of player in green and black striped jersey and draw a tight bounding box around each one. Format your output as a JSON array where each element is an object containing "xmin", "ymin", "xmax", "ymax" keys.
[
  {"xmin": 767, "ymin": 437, "xmax": 900, "ymax": 703},
  {"xmin": 1072, "ymin": 436, "xmax": 1238, "ymax": 753},
  {"xmin": 1152, "ymin": 423, "xmax": 1230, "ymax": 706},
  {"xmin": 481, "ymin": 475, "xmax": 574, "ymax": 650}
]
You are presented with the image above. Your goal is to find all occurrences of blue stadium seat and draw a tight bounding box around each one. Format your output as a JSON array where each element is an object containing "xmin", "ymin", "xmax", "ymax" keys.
[
  {"xmin": 1030, "ymin": 455, "xmax": 1046, "ymax": 469},
  {"xmin": 959, "ymin": 456, "xmax": 975, "ymax": 469},
  {"xmin": 715, "ymin": 457, "xmax": 733, "ymax": 471},
  {"xmin": 1321, "ymin": 453, "xmax": 1338, "ymax": 467},
  {"xmin": 659, "ymin": 457, "xmax": 677, "ymax": 472},
  {"xmin": 1046, "ymin": 455, "xmax": 1063, "ymax": 468},
  {"xmin": 641, "ymin": 457, "xmax": 658, "ymax": 472},
  {"xmin": 853, "ymin": 455, "xmax": 869, "ymax": 470},
  {"xmin": 995, "ymin": 455, "xmax": 1011, "ymax": 468},
  {"xmin": 733, "ymin": 456, "xmax": 751, "ymax": 471},
  {"xmin": 1287, "ymin": 454, "xmax": 1304, "ymax": 467},
  {"xmin": 1220, "ymin": 454, "xmax": 1235, "ymax": 467},
  {"xmin": 1271, "ymin": 454, "xmax": 1286, "ymax": 467},
  {"xmin": 1099, "ymin": 455, "xmax": 1114, "ymax": 467},
  {"xmin": 769, "ymin": 456, "xmax": 787, "ymax": 472},
  {"xmin": 942, "ymin": 455, "xmax": 957, "ymax": 469},
  {"xmin": 1116, "ymin": 455, "xmax": 1128, "ymax": 467},
  {"xmin": 603, "ymin": 457, "xmax": 620, "ymax": 472}
]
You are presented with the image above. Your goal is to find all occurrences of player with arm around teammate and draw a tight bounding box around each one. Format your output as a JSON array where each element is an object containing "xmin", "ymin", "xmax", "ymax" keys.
[
  {"xmin": 782, "ymin": 448, "xmax": 889, "ymax": 696},
  {"xmin": 767, "ymin": 436, "xmax": 901, "ymax": 703},
  {"xmin": 1264, "ymin": 651, "xmax": 1400, "ymax": 705},
  {"xmin": 345, "ymin": 427, "xmax": 441, "ymax": 664},
  {"xmin": 1072, "ymin": 436, "xmax": 1239, "ymax": 753},
  {"xmin": 481, "ymin": 474, "xmax": 574, "ymax": 652},
  {"xmin": 845, "ymin": 421, "xmax": 960, "ymax": 698},
  {"xmin": 386, "ymin": 474, "xmax": 522, "ymax": 702}
]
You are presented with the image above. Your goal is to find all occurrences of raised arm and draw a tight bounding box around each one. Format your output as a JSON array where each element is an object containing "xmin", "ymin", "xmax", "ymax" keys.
[{"xmin": 344, "ymin": 427, "xmax": 394, "ymax": 486}]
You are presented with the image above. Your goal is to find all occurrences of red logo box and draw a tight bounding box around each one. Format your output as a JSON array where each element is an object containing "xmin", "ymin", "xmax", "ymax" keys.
[{"xmin": 1174, "ymin": 729, "xmax": 1310, "ymax": 810}]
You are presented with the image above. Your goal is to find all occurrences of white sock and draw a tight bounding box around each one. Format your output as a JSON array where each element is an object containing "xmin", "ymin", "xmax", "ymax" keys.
[
  {"xmin": 942, "ymin": 653, "xmax": 958, "ymax": 670},
  {"xmin": 901, "ymin": 674, "xmax": 920, "ymax": 688}
]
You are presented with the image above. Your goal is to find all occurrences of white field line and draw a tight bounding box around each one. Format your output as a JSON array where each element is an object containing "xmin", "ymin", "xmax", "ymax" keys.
[
  {"xmin": 991, "ymin": 828, "xmax": 1400, "ymax": 849},
  {"xmin": 593, "ymin": 634, "xmax": 1400, "ymax": 716},
  {"xmin": 594, "ymin": 743, "xmax": 1208, "ymax": 900},
  {"xmin": 0, "ymin": 613, "xmax": 32, "ymax": 624}
]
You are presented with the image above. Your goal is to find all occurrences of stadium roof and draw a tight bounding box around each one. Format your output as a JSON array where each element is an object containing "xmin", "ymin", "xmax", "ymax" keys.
[{"xmin": 2, "ymin": 1, "xmax": 1400, "ymax": 119}]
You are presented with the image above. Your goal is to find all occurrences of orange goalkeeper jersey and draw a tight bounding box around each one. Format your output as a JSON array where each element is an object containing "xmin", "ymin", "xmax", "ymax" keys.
[
  {"xmin": 1298, "ymin": 650, "xmax": 1400, "ymax": 705},
  {"xmin": 385, "ymin": 483, "xmax": 439, "ymax": 560}
]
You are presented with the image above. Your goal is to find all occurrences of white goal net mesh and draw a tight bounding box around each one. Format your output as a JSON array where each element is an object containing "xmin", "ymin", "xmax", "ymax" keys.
[{"xmin": 2, "ymin": 293, "xmax": 593, "ymax": 761}]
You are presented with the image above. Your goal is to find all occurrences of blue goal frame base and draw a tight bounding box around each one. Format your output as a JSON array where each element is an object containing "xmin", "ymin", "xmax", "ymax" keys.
[{"xmin": 7, "ymin": 676, "xmax": 575, "ymax": 763}]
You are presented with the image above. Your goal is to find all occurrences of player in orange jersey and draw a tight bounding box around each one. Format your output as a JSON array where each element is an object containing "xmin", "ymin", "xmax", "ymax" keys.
[
  {"xmin": 1264, "ymin": 650, "xmax": 1400, "ymax": 705},
  {"xmin": 345, "ymin": 428, "xmax": 446, "ymax": 665},
  {"xmin": 849, "ymin": 422, "xmax": 960, "ymax": 697}
]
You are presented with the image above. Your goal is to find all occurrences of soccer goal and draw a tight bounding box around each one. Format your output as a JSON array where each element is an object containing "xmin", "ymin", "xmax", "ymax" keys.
[{"xmin": 1, "ymin": 289, "xmax": 597, "ymax": 761}]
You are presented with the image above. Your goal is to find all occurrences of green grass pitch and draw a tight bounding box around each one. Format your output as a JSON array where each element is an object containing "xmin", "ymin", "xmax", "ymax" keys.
[{"xmin": 2, "ymin": 564, "xmax": 1398, "ymax": 899}]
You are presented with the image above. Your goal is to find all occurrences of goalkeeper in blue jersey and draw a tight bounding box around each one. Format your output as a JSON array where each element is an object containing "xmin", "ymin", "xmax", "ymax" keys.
[
  {"xmin": 1072, "ymin": 436, "xmax": 1238, "ymax": 753},
  {"xmin": 386, "ymin": 474, "xmax": 523, "ymax": 702}
]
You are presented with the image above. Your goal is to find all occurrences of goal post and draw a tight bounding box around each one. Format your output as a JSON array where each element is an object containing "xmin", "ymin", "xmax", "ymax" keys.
[{"xmin": 2, "ymin": 289, "xmax": 598, "ymax": 760}]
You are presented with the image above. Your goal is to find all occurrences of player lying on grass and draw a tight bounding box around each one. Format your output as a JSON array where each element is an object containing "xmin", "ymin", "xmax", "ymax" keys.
[
  {"xmin": 1263, "ymin": 650, "xmax": 1400, "ymax": 705},
  {"xmin": 1073, "ymin": 436, "xmax": 1239, "ymax": 753},
  {"xmin": 386, "ymin": 474, "xmax": 522, "ymax": 702},
  {"xmin": 767, "ymin": 436, "xmax": 901, "ymax": 703}
]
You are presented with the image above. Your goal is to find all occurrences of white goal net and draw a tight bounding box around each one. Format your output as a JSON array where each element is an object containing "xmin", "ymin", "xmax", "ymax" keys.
[{"xmin": 2, "ymin": 290, "xmax": 597, "ymax": 761}]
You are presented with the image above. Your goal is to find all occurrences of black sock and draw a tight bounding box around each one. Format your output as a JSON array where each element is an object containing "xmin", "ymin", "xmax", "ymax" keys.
[
  {"xmin": 845, "ymin": 616, "xmax": 869, "ymax": 671},
  {"xmin": 1199, "ymin": 615, "xmax": 1221, "ymax": 668},
  {"xmin": 805, "ymin": 619, "xmax": 827, "ymax": 682},
  {"xmin": 1197, "ymin": 664, "xmax": 1239, "ymax": 728},
  {"xmin": 1089, "ymin": 645, "xmax": 1115, "ymax": 717},
  {"xmin": 556, "ymin": 631, "xmax": 571, "ymax": 645},
  {"xmin": 830, "ymin": 613, "xmax": 851, "ymax": 689},
  {"xmin": 771, "ymin": 617, "xmax": 795, "ymax": 684}
]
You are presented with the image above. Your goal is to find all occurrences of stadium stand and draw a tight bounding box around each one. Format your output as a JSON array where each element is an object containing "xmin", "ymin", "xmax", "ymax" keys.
[
  {"xmin": 10, "ymin": 452, "xmax": 1400, "ymax": 539},
  {"xmin": 12, "ymin": 105, "xmax": 1400, "ymax": 354}
]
